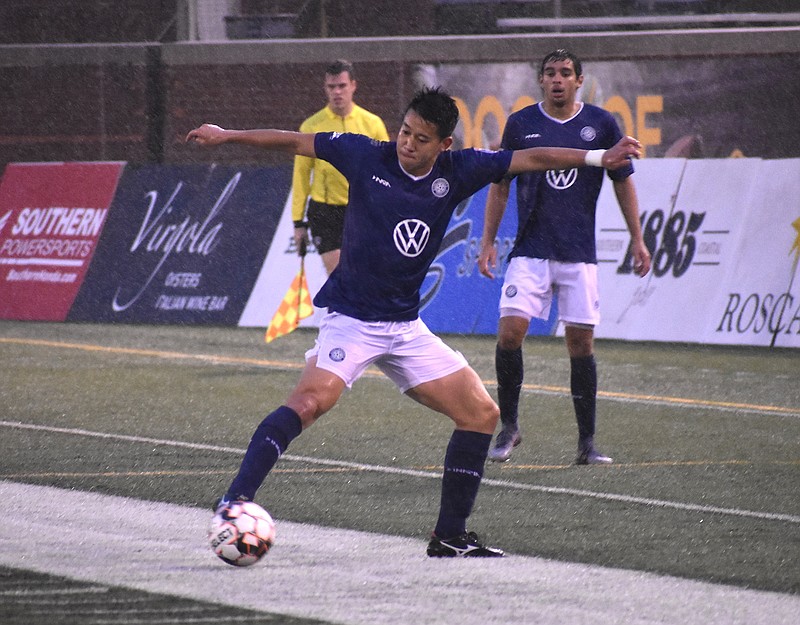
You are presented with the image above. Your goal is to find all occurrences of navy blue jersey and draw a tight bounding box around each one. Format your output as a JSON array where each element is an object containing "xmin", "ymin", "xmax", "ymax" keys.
[
  {"xmin": 502, "ymin": 102, "xmax": 633, "ymax": 263},
  {"xmin": 313, "ymin": 132, "xmax": 513, "ymax": 321}
]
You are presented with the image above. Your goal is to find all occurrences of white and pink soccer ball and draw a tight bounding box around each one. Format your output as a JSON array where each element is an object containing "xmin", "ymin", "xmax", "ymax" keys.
[{"xmin": 208, "ymin": 500, "xmax": 276, "ymax": 567}]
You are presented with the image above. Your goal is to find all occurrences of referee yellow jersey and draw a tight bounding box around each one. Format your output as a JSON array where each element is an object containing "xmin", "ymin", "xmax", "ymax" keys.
[{"xmin": 291, "ymin": 104, "xmax": 389, "ymax": 222}]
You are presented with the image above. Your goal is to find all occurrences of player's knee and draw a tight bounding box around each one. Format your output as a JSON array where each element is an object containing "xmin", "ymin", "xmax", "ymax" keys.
[
  {"xmin": 497, "ymin": 335, "xmax": 523, "ymax": 351},
  {"xmin": 286, "ymin": 392, "xmax": 329, "ymax": 427},
  {"xmin": 498, "ymin": 314, "xmax": 529, "ymax": 344},
  {"xmin": 461, "ymin": 394, "xmax": 499, "ymax": 433},
  {"xmin": 482, "ymin": 400, "xmax": 500, "ymax": 431},
  {"xmin": 472, "ymin": 374, "xmax": 500, "ymax": 429},
  {"xmin": 565, "ymin": 327, "xmax": 594, "ymax": 357},
  {"xmin": 497, "ymin": 323, "xmax": 526, "ymax": 350}
]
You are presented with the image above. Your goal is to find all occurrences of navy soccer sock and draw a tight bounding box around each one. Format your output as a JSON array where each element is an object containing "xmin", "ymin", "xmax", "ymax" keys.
[
  {"xmin": 226, "ymin": 406, "xmax": 303, "ymax": 501},
  {"xmin": 496, "ymin": 344, "xmax": 523, "ymax": 428},
  {"xmin": 434, "ymin": 430, "xmax": 492, "ymax": 539},
  {"xmin": 570, "ymin": 355, "xmax": 597, "ymax": 449}
]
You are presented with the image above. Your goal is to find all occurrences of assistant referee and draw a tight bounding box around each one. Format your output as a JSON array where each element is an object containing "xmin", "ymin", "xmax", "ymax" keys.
[{"xmin": 291, "ymin": 59, "xmax": 389, "ymax": 274}]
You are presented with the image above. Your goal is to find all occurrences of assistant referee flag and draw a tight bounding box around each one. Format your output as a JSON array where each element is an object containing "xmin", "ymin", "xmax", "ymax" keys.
[{"xmin": 265, "ymin": 267, "xmax": 314, "ymax": 343}]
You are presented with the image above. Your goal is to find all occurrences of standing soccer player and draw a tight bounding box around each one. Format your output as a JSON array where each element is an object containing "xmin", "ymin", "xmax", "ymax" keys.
[
  {"xmin": 478, "ymin": 49, "xmax": 652, "ymax": 465},
  {"xmin": 187, "ymin": 87, "xmax": 641, "ymax": 557},
  {"xmin": 292, "ymin": 59, "xmax": 389, "ymax": 274}
]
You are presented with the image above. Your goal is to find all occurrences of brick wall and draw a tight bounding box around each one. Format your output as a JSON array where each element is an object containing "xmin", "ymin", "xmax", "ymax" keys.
[
  {"xmin": 1, "ymin": 61, "xmax": 152, "ymax": 169},
  {"xmin": 164, "ymin": 60, "xmax": 413, "ymax": 166},
  {"xmin": 0, "ymin": 0, "xmax": 179, "ymax": 44},
  {"xmin": 0, "ymin": 54, "xmax": 415, "ymax": 174}
]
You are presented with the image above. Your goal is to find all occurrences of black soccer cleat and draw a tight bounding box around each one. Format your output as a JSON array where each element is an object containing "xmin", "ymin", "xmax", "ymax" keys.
[{"xmin": 427, "ymin": 532, "xmax": 505, "ymax": 558}]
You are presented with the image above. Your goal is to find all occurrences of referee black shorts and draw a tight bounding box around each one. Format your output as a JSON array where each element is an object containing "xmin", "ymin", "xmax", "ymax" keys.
[{"xmin": 306, "ymin": 199, "xmax": 346, "ymax": 254}]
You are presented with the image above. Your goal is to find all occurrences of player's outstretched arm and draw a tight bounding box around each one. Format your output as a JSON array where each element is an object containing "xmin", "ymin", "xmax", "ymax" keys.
[
  {"xmin": 186, "ymin": 124, "xmax": 316, "ymax": 157},
  {"xmin": 507, "ymin": 135, "xmax": 641, "ymax": 175}
]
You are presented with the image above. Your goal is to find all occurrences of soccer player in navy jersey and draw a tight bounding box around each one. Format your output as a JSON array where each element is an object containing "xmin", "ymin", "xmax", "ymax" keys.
[
  {"xmin": 187, "ymin": 86, "xmax": 640, "ymax": 557},
  {"xmin": 478, "ymin": 50, "xmax": 652, "ymax": 465}
]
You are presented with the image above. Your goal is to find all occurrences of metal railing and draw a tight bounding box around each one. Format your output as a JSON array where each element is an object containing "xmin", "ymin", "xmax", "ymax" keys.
[{"xmin": 497, "ymin": 11, "xmax": 800, "ymax": 32}]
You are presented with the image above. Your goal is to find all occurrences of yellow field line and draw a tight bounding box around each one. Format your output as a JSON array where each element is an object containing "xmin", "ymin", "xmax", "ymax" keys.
[
  {"xmin": 595, "ymin": 388, "xmax": 798, "ymax": 414},
  {"xmin": 512, "ymin": 381, "xmax": 800, "ymax": 415},
  {"xmin": 0, "ymin": 337, "xmax": 305, "ymax": 370},
  {"xmin": 2, "ymin": 336, "xmax": 798, "ymax": 416}
]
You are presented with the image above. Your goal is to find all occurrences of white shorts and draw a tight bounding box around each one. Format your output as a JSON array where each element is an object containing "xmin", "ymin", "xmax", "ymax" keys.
[
  {"xmin": 305, "ymin": 312, "xmax": 468, "ymax": 392},
  {"xmin": 499, "ymin": 257, "xmax": 600, "ymax": 327}
]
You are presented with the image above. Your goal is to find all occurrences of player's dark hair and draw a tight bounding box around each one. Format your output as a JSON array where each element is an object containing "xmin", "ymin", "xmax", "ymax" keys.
[
  {"xmin": 325, "ymin": 59, "xmax": 355, "ymax": 80},
  {"xmin": 539, "ymin": 49, "xmax": 583, "ymax": 78},
  {"xmin": 405, "ymin": 86, "xmax": 459, "ymax": 139}
]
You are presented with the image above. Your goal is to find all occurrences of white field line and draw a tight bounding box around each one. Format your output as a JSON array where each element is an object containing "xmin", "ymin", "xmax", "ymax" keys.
[
  {"xmin": 1, "ymin": 420, "xmax": 798, "ymax": 525},
  {"xmin": 1, "ymin": 481, "xmax": 798, "ymax": 625}
]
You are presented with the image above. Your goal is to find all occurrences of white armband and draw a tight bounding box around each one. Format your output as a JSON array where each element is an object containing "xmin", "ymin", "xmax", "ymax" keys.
[{"xmin": 584, "ymin": 149, "xmax": 606, "ymax": 168}]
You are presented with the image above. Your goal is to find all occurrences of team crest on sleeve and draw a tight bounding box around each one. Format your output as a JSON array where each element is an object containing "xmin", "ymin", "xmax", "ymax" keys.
[
  {"xmin": 580, "ymin": 126, "xmax": 597, "ymax": 142},
  {"xmin": 431, "ymin": 178, "xmax": 450, "ymax": 198},
  {"xmin": 505, "ymin": 285, "xmax": 518, "ymax": 298},
  {"xmin": 393, "ymin": 219, "xmax": 431, "ymax": 257}
]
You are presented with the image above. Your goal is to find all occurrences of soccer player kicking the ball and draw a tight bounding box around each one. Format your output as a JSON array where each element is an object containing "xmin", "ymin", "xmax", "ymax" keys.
[{"xmin": 187, "ymin": 87, "xmax": 640, "ymax": 558}]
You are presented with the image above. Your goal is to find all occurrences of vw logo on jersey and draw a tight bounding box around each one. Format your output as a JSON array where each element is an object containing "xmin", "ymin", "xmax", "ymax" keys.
[
  {"xmin": 329, "ymin": 347, "xmax": 346, "ymax": 362},
  {"xmin": 431, "ymin": 177, "xmax": 450, "ymax": 198},
  {"xmin": 546, "ymin": 168, "xmax": 578, "ymax": 190},
  {"xmin": 580, "ymin": 126, "xmax": 597, "ymax": 142},
  {"xmin": 505, "ymin": 285, "xmax": 518, "ymax": 298},
  {"xmin": 393, "ymin": 219, "xmax": 431, "ymax": 257}
]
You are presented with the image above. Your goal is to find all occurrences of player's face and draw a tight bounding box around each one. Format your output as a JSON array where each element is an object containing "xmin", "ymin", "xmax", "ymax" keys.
[
  {"xmin": 324, "ymin": 71, "xmax": 356, "ymax": 117},
  {"xmin": 396, "ymin": 110, "xmax": 453, "ymax": 176},
  {"xmin": 539, "ymin": 59, "xmax": 584, "ymax": 108}
]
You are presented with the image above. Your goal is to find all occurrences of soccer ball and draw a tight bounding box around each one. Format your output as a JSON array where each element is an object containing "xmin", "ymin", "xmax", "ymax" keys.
[{"xmin": 208, "ymin": 500, "xmax": 276, "ymax": 567}]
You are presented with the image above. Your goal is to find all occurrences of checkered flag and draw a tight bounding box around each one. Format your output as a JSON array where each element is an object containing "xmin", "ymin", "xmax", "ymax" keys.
[{"xmin": 265, "ymin": 241, "xmax": 313, "ymax": 343}]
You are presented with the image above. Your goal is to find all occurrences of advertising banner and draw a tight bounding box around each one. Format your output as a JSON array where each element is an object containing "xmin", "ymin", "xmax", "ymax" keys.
[
  {"xmin": 238, "ymin": 191, "xmax": 328, "ymax": 330},
  {"xmin": 68, "ymin": 164, "xmax": 291, "ymax": 324},
  {"xmin": 713, "ymin": 159, "xmax": 800, "ymax": 348},
  {"xmin": 240, "ymin": 157, "xmax": 800, "ymax": 348},
  {"xmin": 418, "ymin": 185, "xmax": 558, "ymax": 336},
  {"xmin": 595, "ymin": 158, "xmax": 800, "ymax": 348},
  {"xmin": 3, "ymin": 157, "xmax": 793, "ymax": 348},
  {"xmin": 0, "ymin": 162, "xmax": 123, "ymax": 320}
]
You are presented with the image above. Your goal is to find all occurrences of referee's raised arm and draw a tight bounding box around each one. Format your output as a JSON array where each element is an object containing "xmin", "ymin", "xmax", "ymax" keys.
[{"xmin": 186, "ymin": 124, "xmax": 317, "ymax": 158}]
